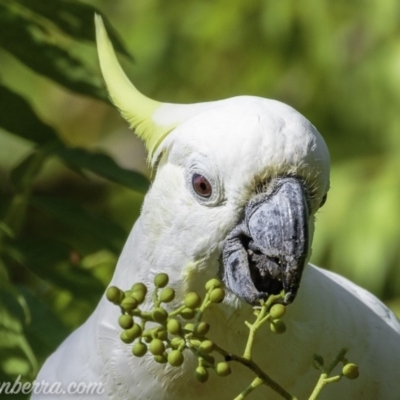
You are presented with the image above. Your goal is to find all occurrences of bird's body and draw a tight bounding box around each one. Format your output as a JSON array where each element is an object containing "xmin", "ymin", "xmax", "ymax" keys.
[
  {"xmin": 34, "ymin": 17, "xmax": 400, "ymax": 400},
  {"xmin": 38, "ymin": 257, "xmax": 400, "ymax": 399}
]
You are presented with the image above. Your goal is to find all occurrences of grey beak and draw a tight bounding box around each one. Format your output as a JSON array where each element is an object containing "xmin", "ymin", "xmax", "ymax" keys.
[{"xmin": 221, "ymin": 177, "xmax": 310, "ymax": 305}]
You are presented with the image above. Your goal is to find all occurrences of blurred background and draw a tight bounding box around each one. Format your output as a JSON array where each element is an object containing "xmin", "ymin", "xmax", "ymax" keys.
[{"xmin": 0, "ymin": 0, "xmax": 399, "ymax": 396}]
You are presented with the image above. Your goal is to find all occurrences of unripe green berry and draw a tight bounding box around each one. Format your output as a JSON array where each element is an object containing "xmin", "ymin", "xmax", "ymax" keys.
[
  {"xmin": 195, "ymin": 366, "xmax": 209, "ymax": 383},
  {"xmin": 154, "ymin": 354, "xmax": 168, "ymax": 364},
  {"xmin": 118, "ymin": 314, "xmax": 134, "ymax": 329},
  {"xmin": 132, "ymin": 342, "xmax": 147, "ymax": 357},
  {"xmin": 152, "ymin": 307, "xmax": 168, "ymax": 323},
  {"xmin": 170, "ymin": 337, "xmax": 184, "ymax": 349},
  {"xmin": 199, "ymin": 340, "xmax": 214, "ymax": 354},
  {"xmin": 131, "ymin": 282, "xmax": 147, "ymax": 294},
  {"xmin": 154, "ymin": 273, "xmax": 169, "ymax": 288},
  {"xmin": 184, "ymin": 323, "xmax": 194, "ymax": 332},
  {"xmin": 180, "ymin": 307, "xmax": 195, "ymax": 320},
  {"xmin": 270, "ymin": 303, "xmax": 286, "ymax": 319},
  {"xmin": 194, "ymin": 322, "xmax": 210, "ymax": 336},
  {"xmin": 342, "ymin": 363, "xmax": 359, "ymax": 379},
  {"xmin": 210, "ymin": 288, "xmax": 225, "ymax": 303},
  {"xmin": 215, "ymin": 362, "xmax": 231, "ymax": 377},
  {"xmin": 205, "ymin": 278, "xmax": 222, "ymax": 291},
  {"xmin": 159, "ymin": 287, "xmax": 175, "ymax": 303},
  {"xmin": 149, "ymin": 339, "xmax": 165, "ymax": 356},
  {"xmin": 121, "ymin": 296, "xmax": 138, "ymax": 312},
  {"xmin": 168, "ymin": 350, "xmax": 184, "ymax": 367},
  {"xmin": 142, "ymin": 329, "xmax": 153, "ymax": 338},
  {"xmin": 270, "ymin": 319, "xmax": 286, "ymax": 334},
  {"xmin": 106, "ymin": 286, "xmax": 123, "ymax": 305},
  {"xmin": 120, "ymin": 331, "xmax": 134, "ymax": 344},
  {"xmin": 156, "ymin": 329, "xmax": 168, "ymax": 341},
  {"xmin": 131, "ymin": 283, "xmax": 147, "ymax": 304},
  {"xmin": 167, "ymin": 319, "xmax": 182, "ymax": 335},
  {"xmin": 132, "ymin": 290, "xmax": 146, "ymax": 304},
  {"xmin": 184, "ymin": 292, "xmax": 201, "ymax": 309},
  {"xmin": 120, "ymin": 324, "xmax": 142, "ymax": 343},
  {"xmin": 127, "ymin": 324, "xmax": 142, "ymax": 339}
]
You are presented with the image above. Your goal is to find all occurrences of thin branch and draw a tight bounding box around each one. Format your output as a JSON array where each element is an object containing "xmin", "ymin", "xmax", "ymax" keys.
[{"xmin": 213, "ymin": 343, "xmax": 297, "ymax": 400}]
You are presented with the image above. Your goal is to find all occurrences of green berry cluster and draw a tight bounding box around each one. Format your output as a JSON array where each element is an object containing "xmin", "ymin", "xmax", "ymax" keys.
[
  {"xmin": 106, "ymin": 275, "xmax": 231, "ymax": 382},
  {"xmin": 106, "ymin": 274, "xmax": 359, "ymax": 400}
]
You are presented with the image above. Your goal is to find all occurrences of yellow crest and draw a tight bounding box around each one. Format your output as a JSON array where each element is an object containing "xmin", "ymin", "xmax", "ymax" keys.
[{"xmin": 95, "ymin": 15, "xmax": 176, "ymax": 160}]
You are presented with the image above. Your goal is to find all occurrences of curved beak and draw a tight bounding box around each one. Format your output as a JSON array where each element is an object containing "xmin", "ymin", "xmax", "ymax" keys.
[{"xmin": 221, "ymin": 177, "xmax": 310, "ymax": 305}]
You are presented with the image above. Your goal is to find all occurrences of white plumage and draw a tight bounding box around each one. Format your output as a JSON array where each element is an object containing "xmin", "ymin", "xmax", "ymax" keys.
[{"xmin": 33, "ymin": 17, "xmax": 400, "ymax": 400}]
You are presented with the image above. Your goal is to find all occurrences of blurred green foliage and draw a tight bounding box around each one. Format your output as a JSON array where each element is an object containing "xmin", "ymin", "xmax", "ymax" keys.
[
  {"xmin": 0, "ymin": 0, "xmax": 147, "ymax": 394},
  {"xmin": 0, "ymin": 0, "xmax": 399, "ymax": 396}
]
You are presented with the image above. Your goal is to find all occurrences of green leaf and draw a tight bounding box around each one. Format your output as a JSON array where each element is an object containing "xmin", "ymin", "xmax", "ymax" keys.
[
  {"xmin": 9, "ymin": 239, "xmax": 105, "ymax": 303},
  {"xmin": 0, "ymin": 4, "xmax": 107, "ymax": 101},
  {"xmin": 10, "ymin": 148, "xmax": 51, "ymax": 191},
  {"xmin": 30, "ymin": 195, "xmax": 127, "ymax": 253},
  {"xmin": 0, "ymin": 291, "xmax": 37, "ymax": 384},
  {"xmin": 14, "ymin": 0, "xmax": 132, "ymax": 59},
  {"xmin": 312, "ymin": 354, "xmax": 324, "ymax": 370},
  {"xmin": 0, "ymin": 222, "xmax": 15, "ymax": 240},
  {"xmin": 0, "ymin": 264, "xmax": 31, "ymax": 325},
  {"xmin": 0, "ymin": 86, "xmax": 148, "ymax": 192},
  {"xmin": 4, "ymin": 146, "xmax": 56, "ymax": 238},
  {"xmin": 17, "ymin": 287, "xmax": 70, "ymax": 363},
  {"xmin": 54, "ymin": 146, "xmax": 150, "ymax": 193},
  {"xmin": 0, "ymin": 85, "xmax": 60, "ymax": 145},
  {"xmin": 0, "ymin": 260, "xmax": 9, "ymax": 283}
]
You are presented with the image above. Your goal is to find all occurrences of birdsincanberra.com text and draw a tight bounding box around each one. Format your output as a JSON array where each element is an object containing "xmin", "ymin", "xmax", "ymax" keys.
[{"xmin": 0, "ymin": 375, "xmax": 105, "ymax": 396}]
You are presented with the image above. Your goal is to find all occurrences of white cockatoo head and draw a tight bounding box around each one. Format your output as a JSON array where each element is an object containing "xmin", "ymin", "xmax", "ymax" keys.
[{"xmin": 95, "ymin": 16, "xmax": 330, "ymax": 306}]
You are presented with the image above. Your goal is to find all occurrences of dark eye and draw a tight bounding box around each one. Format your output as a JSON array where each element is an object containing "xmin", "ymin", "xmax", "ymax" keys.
[{"xmin": 192, "ymin": 174, "xmax": 212, "ymax": 197}]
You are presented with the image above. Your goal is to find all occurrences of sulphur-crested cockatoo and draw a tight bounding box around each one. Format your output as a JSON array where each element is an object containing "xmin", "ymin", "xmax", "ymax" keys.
[{"xmin": 34, "ymin": 16, "xmax": 400, "ymax": 400}]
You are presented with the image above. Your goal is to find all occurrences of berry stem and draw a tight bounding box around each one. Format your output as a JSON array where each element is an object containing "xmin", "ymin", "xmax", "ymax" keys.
[
  {"xmin": 212, "ymin": 343, "xmax": 297, "ymax": 400},
  {"xmin": 188, "ymin": 345, "xmax": 214, "ymax": 367},
  {"xmin": 243, "ymin": 293, "xmax": 283, "ymax": 360},
  {"xmin": 153, "ymin": 287, "xmax": 160, "ymax": 307},
  {"xmin": 168, "ymin": 305, "xmax": 186, "ymax": 317},
  {"xmin": 307, "ymin": 348, "xmax": 348, "ymax": 400},
  {"xmin": 194, "ymin": 309, "xmax": 203, "ymax": 324},
  {"xmin": 233, "ymin": 377, "xmax": 264, "ymax": 399},
  {"xmin": 199, "ymin": 291, "xmax": 212, "ymax": 313},
  {"xmin": 192, "ymin": 289, "xmax": 212, "ymax": 325},
  {"xmin": 131, "ymin": 310, "xmax": 154, "ymax": 321},
  {"xmin": 308, "ymin": 374, "xmax": 342, "ymax": 400},
  {"xmin": 326, "ymin": 348, "xmax": 348, "ymax": 375}
]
